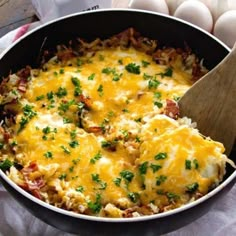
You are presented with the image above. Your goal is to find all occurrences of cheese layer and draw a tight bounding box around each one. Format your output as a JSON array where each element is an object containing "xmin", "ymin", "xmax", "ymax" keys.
[{"xmin": 8, "ymin": 47, "xmax": 226, "ymax": 217}]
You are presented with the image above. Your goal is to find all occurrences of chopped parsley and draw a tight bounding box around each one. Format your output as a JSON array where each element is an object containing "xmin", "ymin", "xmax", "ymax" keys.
[
  {"xmin": 101, "ymin": 140, "xmax": 112, "ymax": 148},
  {"xmin": 148, "ymin": 78, "xmax": 161, "ymax": 89},
  {"xmin": 18, "ymin": 116, "xmax": 29, "ymax": 132},
  {"xmin": 47, "ymin": 91, "xmax": 54, "ymax": 101},
  {"xmin": 88, "ymin": 73, "xmax": 95, "ymax": 80},
  {"xmin": 91, "ymin": 173, "xmax": 100, "ymax": 183},
  {"xmin": 122, "ymin": 108, "xmax": 129, "ymax": 113},
  {"xmin": 36, "ymin": 95, "xmax": 45, "ymax": 101},
  {"xmin": 87, "ymin": 194, "xmax": 102, "ymax": 214},
  {"xmin": 166, "ymin": 192, "xmax": 180, "ymax": 202},
  {"xmin": 59, "ymin": 173, "xmax": 67, "ymax": 180},
  {"xmin": 90, "ymin": 151, "xmax": 102, "ymax": 164},
  {"xmin": 125, "ymin": 63, "xmax": 140, "ymax": 74},
  {"xmin": 135, "ymin": 136, "xmax": 141, "ymax": 143},
  {"xmin": 113, "ymin": 177, "xmax": 122, "ymax": 187},
  {"xmin": 42, "ymin": 126, "xmax": 51, "ymax": 134},
  {"xmin": 91, "ymin": 173, "xmax": 107, "ymax": 190},
  {"xmin": 102, "ymin": 67, "xmax": 122, "ymax": 82},
  {"xmin": 69, "ymin": 140, "xmax": 79, "ymax": 148},
  {"xmin": 193, "ymin": 159, "xmax": 199, "ymax": 169},
  {"xmin": 157, "ymin": 67, "xmax": 173, "ymax": 78},
  {"xmin": 72, "ymin": 157, "xmax": 80, "ymax": 165},
  {"xmin": 185, "ymin": 160, "xmax": 192, "ymax": 170},
  {"xmin": 120, "ymin": 170, "xmax": 134, "ymax": 183},
  {"xmin": 154, "ymin": 152, "xmax": 167, "ymax": 160},
  {"xmin": 143, "ymin": 73, "xmax": 153, "ymax": 80},
  {"xmin": 134, "ymin": 117, "xmax": 142, "ymax": 123},
  {"xmin": 118, "ymin": 59, "xmax": 123, "ymax": 65},
  {"xmin": 97, "ymin": 84, "xmax": 103, "ymax": 96},
  {"xmin": 59, "ymin": 68, "xmax": 64, "ymax": 74},
  {"xmin": 139, "ymin": 161, "xmax": 149, "ymax": 175},
  {"xmin": 186, "ymin": 182, "xmax": 199, "ymax": 193},
  {"xmin": 18, "ymin": 105, "xmax": 37, "ymax": 132},
  {"xmin": 76, "ymin": 186, "xmax": 84, "ymax": 193},
  {"xmin": 102, "ymin": 67, "xmax": 116, "ymax": 75},
  {"xmin": 44, "ymin": 151, "xmax": 53, "ymax": 159},
  {"xmin": 128, "ymin": 192, "xmax": 140, "ymax": 203},
  {"xmin": 141, "ymin": 60, "xmax": 150, "ymax": 67},
  {"xmin": 23, "ymin": 104, "xmax": 37, "ymax": 118},
  {"xmin": 154, "ymin": 91, "xmax": 162, "ymax": 99},
  {"xmin": 173, "ymin": 95, "xmax": 181, "ymax": 102},
  {"xmin": 121, "ymin": 129, "xmax": 129, "ymax": 140},
  {"xmin": 0, "ymin": 159, "xmax": 13, "ymax": 171},
  {"xmin": 77, "ymin": 58, "xmax": 83, "ymax": 66},
  {"xmin": 10, "ymin": 140, "xmax": 17, "ymax": 147},
  {"xmin": 156, "ymin": 175, "xmax": 167, "ymax": 186},
  {"xmin": 63, "ymin": 117, "xmax": 72, "ymax": 124},
  {"xmin": 70, "ymin": 130, "xmax": 77, "ymax": 139},
  {"xmin": 58, "ymin": 100, "xmax": 76, "ymax": 113},
  {"xmin": 71, "ymin": 77, "xmax": 82, "ymax": 96},
  {"xmin": 71, "ymin": 76, "xmax": 80, "ymax": 86},
  {"xmin": 60, "ymin": 145, "xmax": 70, "ymax": 154},
  {"xmin": 56, "ymin": 87, "xmax": 67, "ymax": 98},
  {"xmin": 150, "ymin": 164, "xmax": 162, "ymax": 173},
  {"xmin": 154, "ymin": 101, "xmax": 163, "ymax": 108},
  {"xmin": 112, "ymin": 74, "xmax": 121, "ymax": 81}
]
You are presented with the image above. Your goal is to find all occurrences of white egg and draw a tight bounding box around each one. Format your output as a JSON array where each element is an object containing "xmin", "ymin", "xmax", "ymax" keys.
[
  {"xmin": 200, "ymin": 0, "xmax": 236, "ymax": 22},
  {"xmin": 165, "ymin": 0, "xmax": 187, "ymax": 15},
  {"xmin": 213, "ymin": 10, "xmax": 236, "ymax": 48},
  {"xmin": 174, "ymin": 0, "xmax": 213, "ymax": 32},
  {"xmin": 228, "ymin": 0, "xmax": 236, "ymax": 9},
  {"xmin": 128, "ymin": 0, "xmax": 169, "ymax": 15}
]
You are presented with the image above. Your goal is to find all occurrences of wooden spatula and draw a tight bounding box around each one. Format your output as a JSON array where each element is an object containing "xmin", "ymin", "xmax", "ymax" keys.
[{"xmin": 178, "ymin": 45, "xmax": 236, "ymax": 156}]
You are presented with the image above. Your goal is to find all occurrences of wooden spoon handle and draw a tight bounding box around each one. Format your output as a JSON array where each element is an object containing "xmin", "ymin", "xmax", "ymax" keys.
[{"xmin": 179, "ymin": 45, "xmax": 236, "ymax": 155}]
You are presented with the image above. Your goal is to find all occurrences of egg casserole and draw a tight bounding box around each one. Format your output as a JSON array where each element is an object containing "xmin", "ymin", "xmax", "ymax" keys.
[{"xmin": 0, "ymin": 28, "xmax": 232, "ymax": 217}]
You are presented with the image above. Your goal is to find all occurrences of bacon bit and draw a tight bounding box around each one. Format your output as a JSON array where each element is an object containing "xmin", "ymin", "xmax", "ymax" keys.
[
  {"xmin": 3, "ymin": 131, "xmax": 11, "ymax": 142},
  {"xmin": 0, "ymin": 126, "xmax": 10, "ymax": 142},
  {"xmin": 15, "ymin": 66, "xmax": 31, "ymax": 93},
  {"xmin": 137, "ymin": 91, "xmax": 145, "ymax": 100},
  {"xmin": 18, "ymin": 79, "xmax": 27, "ymax": 93},
  {"xmin": 195, "ymin": 192, "xmax": 204, "ymax": 199},
  {"xmin": 20, "ymin": 161, "xmax": 45, "ymax": 200},
  {"xmin": 57, "ymin": 49, "xmax": 75, "ymax": 61},
  {"xmin": 78, "ymin": 94, "xmax": 92, "ymax": 109},
  {"xmin": 86, "ymin": 126, "xmax": 103, "ymax": 134},
  {"xmin": 153, "ymin": 48, "xmax": 179, "ymax": 65},
  {"xmin": 16, "ymin": 66, "xmax": 31, "ymax": 80},
  {"xmin": 0, "ymin": 77, "xmax": 10, "ymax": 94},
  {"xmin": 31, "ymin": 189, "xmax": 43, "ymax": 200},
  {"xmin": 21, "ymin": 161, "xmax": 38, "ymax": 176},
  {"xmin": 192, "ymin": 62, "xmax": 206, "ymax": 82},
  {"xmin": 27, "ymin": 177, "xmax": 45, "ymax": 190},
  {"xmin": 122, "ymin": 205, "xmax": 154, "ymax": 217},
  {"xmin": 122, "ymin": 208, "xmax": 134, "ymax": 218},
  {"xmin": 164, "ymin": 99, "xmax": 180, "ymax": 120},
  {"xmin": 18, "ymin": 182, "xmax": 30, "ymax": 191}
]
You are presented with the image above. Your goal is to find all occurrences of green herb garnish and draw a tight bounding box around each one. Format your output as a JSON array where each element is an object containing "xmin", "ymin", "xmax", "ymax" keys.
[
  {"xmin": 186, "ymin": 182, "xmax": 199, "ymax": 193},
  {"xmin": 154, "ymin": 152, "xmax": 167, "ymax": 160},
  {"xmin": 120, "ymin": 170, "xmax": 134, "ymax": 183},
  {"xmin": 0, "ymin": 159, "xmax": 13, "ymax": 171},
  {"xmin": 156, "ymin": 175, "xmax": 167, "ymax": 186},
  {"xmin": 125, "ymin": 63, "xmax": 140, "ymax": 74}
]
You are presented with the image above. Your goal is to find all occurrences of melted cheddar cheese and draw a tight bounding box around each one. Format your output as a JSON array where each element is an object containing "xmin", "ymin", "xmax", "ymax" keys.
[{"xmin": 1, "ymin": 46, "xmax": 228, "ymax": 218}]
